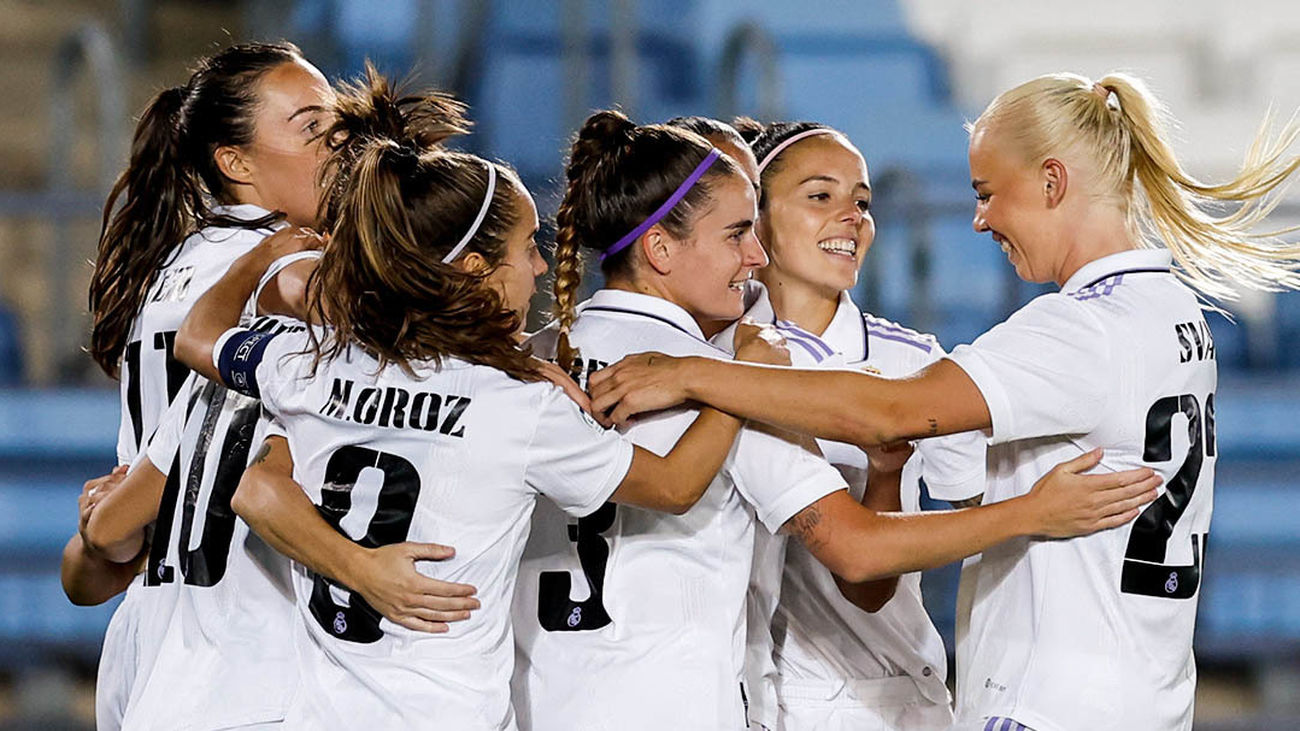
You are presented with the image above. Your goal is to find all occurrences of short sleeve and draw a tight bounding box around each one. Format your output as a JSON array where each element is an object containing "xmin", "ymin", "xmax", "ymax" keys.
[
  {"xmin": 730, "ymin": 425, "xmax": 847, "ymax": 533},
  {"xmin": 262, "ymin": 413, "xmax": 287, "ymax": 441},
  {"xmin": 946, "ymin": 294, "xmax": 1112, "ymax": 445},
  {"xmin": 144, "ymin": 375, "xmax": 198, "ymax": 472},
  {"xmin": 915, "ymin": 430, "xmax": 986, "ymax": 502},
  {"xmin": 523, "ymin": 386, "xmax": 635, "ymax": 518}
]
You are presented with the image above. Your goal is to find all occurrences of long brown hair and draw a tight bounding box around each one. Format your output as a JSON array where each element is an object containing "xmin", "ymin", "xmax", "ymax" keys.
[
  {"xmin": 309, "ymin": 72, "xmax": 540, "ymax": 381},
  {"xmin": 551, "ymin": 110, "xmax": 741, "ymax": 371},
  {"xmin": 89, "ymin": 42, "xmax": 304, "ymax": 377}
]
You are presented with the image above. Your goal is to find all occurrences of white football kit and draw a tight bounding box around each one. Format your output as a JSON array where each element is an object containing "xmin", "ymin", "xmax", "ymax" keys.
[
  {"xmin": 98, "ymin": 205, "xmax": 280, "ymax": 731},
  {"xmin": 947, "ymin": 249, "xmax": 1216, "ymax": 731},
  {"xmin": 512, "ymin": 289, "xmax": 847, "ymax": 731},
  {"xmin": 214, "ymin": 323, "xmax": 635, "ymax": 730},
  {"xmin": 716, "ymin": 284, "xmax": 985, "ymax": 731},
  {"xmin": 121, "ymin": 324, "xmax": 300, "ymax": 729}
]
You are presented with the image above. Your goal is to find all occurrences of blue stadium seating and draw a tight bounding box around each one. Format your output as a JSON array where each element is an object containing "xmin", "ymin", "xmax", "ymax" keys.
[
  {"xmin": 0, "ymin": 301, "xmax": 23, "ymax": 386},
  {"xmin": 0, "ymin": 390, "xmax": 119, "ymax": 667}
]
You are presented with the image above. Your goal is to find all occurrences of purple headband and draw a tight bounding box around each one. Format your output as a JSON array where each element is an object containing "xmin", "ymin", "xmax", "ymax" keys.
[{"xmin": 600, "ymin": 148, "xmax": 722, "ymax": 262}]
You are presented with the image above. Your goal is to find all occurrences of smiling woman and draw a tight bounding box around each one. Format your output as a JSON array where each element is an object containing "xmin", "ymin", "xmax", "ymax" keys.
[
  {"xmin": 587, "ymin": 70, "xmax": 1300, "ymax": 731},
  {"xmin": 548, "ymin": 110, "xmax": 766, "ymax": 371}
]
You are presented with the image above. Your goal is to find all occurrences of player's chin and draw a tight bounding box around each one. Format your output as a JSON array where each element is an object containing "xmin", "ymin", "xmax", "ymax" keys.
[{"xmin": 713, "ymin": 293, "xmax": 746, "ymax": 321}]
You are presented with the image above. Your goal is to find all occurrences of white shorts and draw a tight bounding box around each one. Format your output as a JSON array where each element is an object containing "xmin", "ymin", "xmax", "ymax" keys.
[
  {"xmin": 777, "ymin": 676, "xmax": 954, "ymax": 731},
  {"xmin": 95, "ymin": 585, "xmax": 142, "ymax": 731},
  {"xmin": 948, "ymin": 717, "xmax": 1034, "ymax": 731}
]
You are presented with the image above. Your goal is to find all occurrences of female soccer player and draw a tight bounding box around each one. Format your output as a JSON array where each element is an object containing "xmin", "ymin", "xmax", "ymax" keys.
[
  {"xmin": 590, "ymin": 72, "xmax": 1300, "ymax": 730},
  {"xmin": 514, "ymin": 110, "xmax": 1157, "ymax": 731},
  {"xmin": 720, "ymin": 118, "xmax": 986, "ymax": 730},
  {"xmin": 68, "ymin": 71, "xmax": 496, "ymax": 730},
  {"xmin": 61, "ymin": 42, "xmax": 335, "ymax": 731},
  {"xmin": 169, "ymin": 93, "xmax": 785, "ymax": 729}
]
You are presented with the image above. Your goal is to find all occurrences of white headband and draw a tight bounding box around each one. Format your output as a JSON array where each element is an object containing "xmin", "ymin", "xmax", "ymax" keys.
[
  {"xmin": 441, "ymin": 161, "xmax": 497, "ymax": 264},
  {"xmin": 756, "ymin": 128, "xmax": 838, "ymax": 173}
]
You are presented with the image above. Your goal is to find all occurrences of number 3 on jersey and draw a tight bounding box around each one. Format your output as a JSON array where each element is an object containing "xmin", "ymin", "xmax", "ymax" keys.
[
  {"xmin": 538, "ymin": 503, "xmax": 616, "ymax": 632},
  {"xmin": 1121, "ymin": 392, "xmax": 1215, "ymax": 599}
]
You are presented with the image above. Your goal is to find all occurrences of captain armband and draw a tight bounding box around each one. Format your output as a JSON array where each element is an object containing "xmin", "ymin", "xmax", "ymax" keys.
[{"xmin": 214, "ymin": 327, "xmax": 278, "ymax": 399}]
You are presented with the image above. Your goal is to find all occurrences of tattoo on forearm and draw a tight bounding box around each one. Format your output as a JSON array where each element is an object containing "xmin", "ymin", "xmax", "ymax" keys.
[
  {"xmin": 789, "ymin": 505, "xmax": 828, "ymax": 552},
  {"xmin": 252, "ymin": 441, "xmax": 272, "ymax": 465},
  {"xmin": 927, "ymin": 417, "xmax": 939, "ymax": 436}
]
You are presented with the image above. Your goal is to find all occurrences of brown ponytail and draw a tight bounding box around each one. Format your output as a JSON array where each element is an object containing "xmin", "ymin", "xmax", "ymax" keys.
[
  {"xmin": 320, "ymin": 63, "xmax": 471, "ymax": 228},
  {"xmin": 88, "ymin": 42, "xmax": 302, "ymax": 377},
  {"xmin": 551, "ymin": 110, "xmax": 742, "ymax": 372},
  {"xmin": 311, "ymin": 73, "xmax": 540, "ymax": 382},
  {"xmin": 89, "ymin": 85, "xmax": 196, "ymax": 377}
]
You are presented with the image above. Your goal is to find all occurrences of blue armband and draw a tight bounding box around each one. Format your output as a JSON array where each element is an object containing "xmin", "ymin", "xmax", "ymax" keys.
[{"xmin": 217, "ymin": 329, "xmax": 277, "ymax": 399}]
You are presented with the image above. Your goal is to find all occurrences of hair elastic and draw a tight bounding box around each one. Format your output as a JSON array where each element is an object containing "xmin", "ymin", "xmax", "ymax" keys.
[
  {"xmin": 756, "ymin": 128, "xmax": 837, "ymax": 174},
  {"xmin": 441, "ymin": 161, "xmax": 497, "ymax": 264},
  {"xmin": 600, "ymin": 148, "xmax": 722, "ymax": 262}
]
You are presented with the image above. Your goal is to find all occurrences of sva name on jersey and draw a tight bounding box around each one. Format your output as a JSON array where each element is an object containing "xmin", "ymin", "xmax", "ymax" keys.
[{"xmin": 1175, "ymin": 320, "xmax": 1215, "ymax": 363}]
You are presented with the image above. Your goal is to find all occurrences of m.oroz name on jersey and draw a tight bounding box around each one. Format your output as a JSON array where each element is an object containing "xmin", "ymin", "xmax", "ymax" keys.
[
  {"xmin": 318, "ymin": 378, "xmax": 471, "ymax": 436},
  {"xmin": 1175, "ymin": 320, "xmax": 1215, "ymax": 363}
]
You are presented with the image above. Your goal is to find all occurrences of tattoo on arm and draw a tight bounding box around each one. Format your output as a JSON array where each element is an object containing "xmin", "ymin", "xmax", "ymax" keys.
[
  {"xmin": 252, "ymin": 441, "xmax": 272, "ymax": 466},
  {"xmin": 927, "ymin": 417, "xmax": 939, "ymax": 436},
  {"xmin": 787, "ymin": 505, "xmax": 828, "ymax": 553}
]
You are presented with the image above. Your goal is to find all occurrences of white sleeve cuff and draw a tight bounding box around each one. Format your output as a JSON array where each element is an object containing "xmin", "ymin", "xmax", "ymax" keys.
[
  {"xmin": 212, "ymin": 326, "xmax": 245, "ymax": 374},
  {"xmin": 945, "ymin": 347, "xmax": 1012, "ymax": 445}
]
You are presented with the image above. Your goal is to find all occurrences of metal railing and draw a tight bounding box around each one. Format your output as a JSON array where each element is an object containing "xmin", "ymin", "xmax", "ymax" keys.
[
  {"xmin": 26, "ymin": 23, "xmax": 126, "ymax": 382},
  {"xmin": 716, "ymin": 22, "xmax": 782, "ymax": 121}
]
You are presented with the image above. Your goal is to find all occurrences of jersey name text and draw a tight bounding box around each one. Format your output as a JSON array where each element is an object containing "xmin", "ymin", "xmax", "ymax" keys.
[{"xmin": 318, "ymin": 378, "xmax": 471, "ymax": 436}]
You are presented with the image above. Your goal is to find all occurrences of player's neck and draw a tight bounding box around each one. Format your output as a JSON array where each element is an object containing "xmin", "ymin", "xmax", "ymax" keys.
[
  {"xmin": 759, "ymin": 272, "xmax": 839, "ymax": 336},
  {"xmin": 1054, "ymin": 205, "xmax": 1139, "ymax": 286},
  {"xmin": 606, "ymin": 274, "xmax": 730, "ymax": 337},
  {"xmin": 225, "ymin": 184, "xmax": 272, "ymax": 215}
]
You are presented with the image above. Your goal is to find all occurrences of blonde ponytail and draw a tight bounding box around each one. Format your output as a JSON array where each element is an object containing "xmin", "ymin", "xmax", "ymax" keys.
[
  {"xmin": 1102, "ymin": 74, "xmax": 1300, "ymax": 299},
  {"xmin": 974, "ymin": 71, "xmax": 1300, "ymax": 300}
]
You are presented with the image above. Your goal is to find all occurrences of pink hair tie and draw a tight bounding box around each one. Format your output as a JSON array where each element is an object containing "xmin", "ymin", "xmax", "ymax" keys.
[{"xmin": 756, "ymin": 128, "xmax": 838, "ymax": 174}]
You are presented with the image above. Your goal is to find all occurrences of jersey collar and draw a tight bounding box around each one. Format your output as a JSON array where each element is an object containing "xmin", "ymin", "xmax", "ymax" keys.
[
  {"xmin": 210, "ymin": 203, "xmax": 276, "ymax": 221},
  {"xmin": 819, "ymin": 290, "xmax": 869, "ymax": 363},
  {"xmin": 1062, "ymin": 248, "xmax": 1173, "ymax": 293},
  {"xmin": 582, "ymin": 289, "xmax": 710, "ymax": 342},
  {"xmin": 708, "ymin": 284, "xmax": 868, "ymax": 363}
]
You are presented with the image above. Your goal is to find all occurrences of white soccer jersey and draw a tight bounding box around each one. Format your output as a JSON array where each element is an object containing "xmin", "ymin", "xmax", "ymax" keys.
[
  {"xmin": 217, "ymin": 323, "xmax": 634, "ymax": 731},
  {"xmin": 511, "ymin": 289, "xmax": 847, "ymax": 731},
  {"xmin": 946, "ymin": 249, "xmax": 1216, "ymax": 731},
  {"xmin": 121, "ymin": 321, "xmax": 300, "ymax": 730},
  {"xmin": 115, "ymin": 204, "xmax": 280, "ymax": 466},
  {"xmin": 716, "ymin": 283, "xmax": 985, "ymax": 730},
  {"xmin": 98, "ymin": 204, "xmax": 279, "ymax": 731}
]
